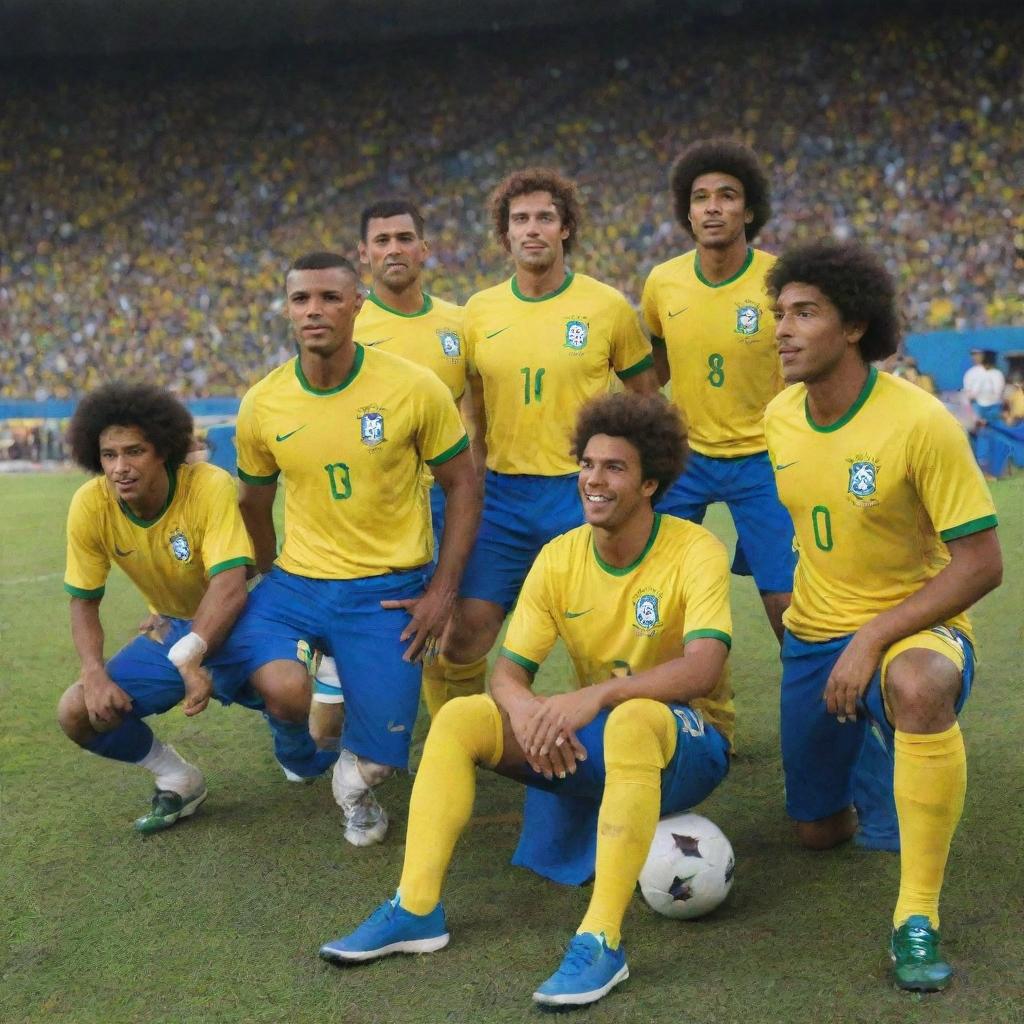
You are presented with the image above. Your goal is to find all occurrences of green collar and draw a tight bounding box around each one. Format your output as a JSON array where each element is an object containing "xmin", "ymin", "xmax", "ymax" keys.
[
  {"xmin": 118, "ymin": 464, "xmax": 177, "ymax": 528},
  {"xmin": 592, "ymin": 513, "xmax": 662, "ymax": 576},
  {"xmin": 805, "ymin": 365, "xmax": 878, "ymax": 432},
  {"xmin": 511, "ymin": 272, "xmax": 574, "ymax": 303},
  {"xmin": 367, "ymin": 291, "xmax": 432, "ymax": 318},
  {"xmin": 294, "ymin": 343, "xmax": 365, "ymax": 395},
  {"xmin": 694, "ymin": 247, "xmax": 754, "ymax": 288}
]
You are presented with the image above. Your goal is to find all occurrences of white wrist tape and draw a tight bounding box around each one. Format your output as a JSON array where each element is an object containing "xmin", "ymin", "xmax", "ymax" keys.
[{"xmin": 167, "ymin": 631, "xmax": 208, "ymax": 667}]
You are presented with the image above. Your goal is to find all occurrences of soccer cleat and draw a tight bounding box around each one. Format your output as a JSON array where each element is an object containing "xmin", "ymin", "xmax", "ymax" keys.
[
  {"xmin": 319, "ymin": 895, "xmax": 449, "ymax": 963},
  {"xmin": 133, "ymin": 783, "xmax": 208, "ymax": 835},
  {"xmin": 890, "ymin": 915, "xmax": 954, "ymax": 992},
  {"xmin": 280, "ymin": 762, "xmax": 316, "ymax": 784},
  {"xmin": 332, "ymin": 749, "xmax": 389, "ymax": 846},
  {"xmin": 533, "ymin": 932, "xmax": 629, "ymax": 1007}
]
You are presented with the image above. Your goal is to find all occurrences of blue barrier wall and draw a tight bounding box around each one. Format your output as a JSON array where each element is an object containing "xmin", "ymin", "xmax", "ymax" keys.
[
  {"xmin": 0, "ymin": 396, "xmax": 242, "ymax": 420},
  {"xmin": 904, "ymin": 327, "xmax": 1024, "ymax": 392}
]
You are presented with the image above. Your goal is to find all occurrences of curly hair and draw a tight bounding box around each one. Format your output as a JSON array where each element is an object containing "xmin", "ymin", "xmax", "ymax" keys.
[
  {"xmin": 669, "ymin": 139, "xmax": 771, "ymax": 241},
  {"xmin": 572, "ymin": 392, "xmax": 688, "ymax": 503},
  {"xmin": 766, "ymin": 239, "xmax": 901, "ymax": 363},
  {"xmin": 489, "ymin": 167, "xmax": 582, "ymax": 255},
  {"xmin": 68, "ymin": 382, "xmax": 194, "ymax": 474},
  {"xmin": 360, "ymin": 198, "xmax": 425, "ymax": 240}
]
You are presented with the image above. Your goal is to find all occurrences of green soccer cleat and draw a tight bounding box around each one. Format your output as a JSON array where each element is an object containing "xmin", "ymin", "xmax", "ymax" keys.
[
  {"xmin": 890, "ymin": 915, "xmax": 954, "ymax": 992},
  {"xmin": 133, "ymin": 785, "xmax": 208, "ymax": 835}
]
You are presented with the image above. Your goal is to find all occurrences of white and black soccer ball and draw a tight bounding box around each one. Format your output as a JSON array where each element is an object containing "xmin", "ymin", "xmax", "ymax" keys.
[{"xmin": 638, "ymin": 813, "xmax": 734, "ymax": 920}]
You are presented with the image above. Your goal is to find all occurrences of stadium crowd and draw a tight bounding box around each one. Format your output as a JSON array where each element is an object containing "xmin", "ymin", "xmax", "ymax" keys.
[{"xmin": 2, "ymin": 9, "xmax": 1021, "ymax": 400}]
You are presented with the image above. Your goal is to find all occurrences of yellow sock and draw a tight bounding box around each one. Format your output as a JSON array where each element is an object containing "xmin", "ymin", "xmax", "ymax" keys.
[
  {"xmin": 892, "ymin": 722, "xmax": 967, "ymax": 929},
  {"xmin": 578, "ymin": 699, "xmax": 678, "ymax": 946},
  {"xmin": 421, "ymin": 655, "xmax": 488, "ymax": 719},
  {"xmin": 398, "ymin": 694, "xmax": 503, "ymax": 915}
]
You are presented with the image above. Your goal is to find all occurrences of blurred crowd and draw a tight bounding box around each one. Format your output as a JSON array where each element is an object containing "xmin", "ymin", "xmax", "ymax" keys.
[{"xmin": 1, "ymin": 9, "xmax": 1022, "ymax": 400}]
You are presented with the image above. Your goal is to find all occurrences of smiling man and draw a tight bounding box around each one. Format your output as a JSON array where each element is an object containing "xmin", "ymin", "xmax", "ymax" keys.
[
  {"xmin": 422, "ymin": 168, "xmax": 660, "ymax": 718},
  {"xmin": 641, "ymin": 139, "xmax": 793, "ymax": 642},
  {"xmin": 233, "ymin": 252, "xmax": 479, "ymax": 846},
  {"xmin": 320, "ymin": 392, "xmax": 734, "ymax": 1009},
  {"xmin": 58, "ymin": 382, "xmax": 327, "ymax": 833},
  {"xmin": 763, "ymin": 239, "xmax": 1002, "ymax": 991}
]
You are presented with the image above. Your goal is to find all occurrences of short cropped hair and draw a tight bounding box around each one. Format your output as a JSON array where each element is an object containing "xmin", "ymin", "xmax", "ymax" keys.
[
  {"xmin": 766, "ymin": 239, "xmax": 901, "ymax": 363},
  {"xmin": 572, "ymin": 392, "xmax": 688, "ymax": 503},
  {"xmin": 489, "ymin": 167, "xmax": 582, "ymax": 255},
  {"xmin": 286, "ymin": 252, "xmax": 359, "ymax": 288},
  {"xmin": 669, "ymin": 139, "xmax": 771, "ymax": 241},
  {"xmin": 68, "ymin": 382, "xmax": 194, "ymax": 474},
  {"xmin": 360, "ymin": 199, "xmax": 425, "ymax": 240}
]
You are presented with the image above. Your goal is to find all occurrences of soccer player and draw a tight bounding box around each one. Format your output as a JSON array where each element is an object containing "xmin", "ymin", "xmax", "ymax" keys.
[
  {"xmin": 763, "ymin": 240, "xmax": 1002, "ymax": 991},
  {"xmin": 57, "ymin": 383, "xmax": 330, "ymax": 834},
  {"xmin": 233, "ymin": 252, "xmax": 478, "ymax": 846},
  {"xmin": 310, "ymin": 199, "xmax": 471, "ymax": 729},
  {"xmin": 321, "ymin": 392, "xmax": 735, "ymax": 1009},
  {"xmin": 962, "ymin": 348, "xmax": 1006, "ymax": 428},
  {"xmin": 424, "ymin": 167, "xmax": 659, "ymax": 707},
  {"xmin": 641, "ymin": 139, "xmax": 794, "ymax": 641}
]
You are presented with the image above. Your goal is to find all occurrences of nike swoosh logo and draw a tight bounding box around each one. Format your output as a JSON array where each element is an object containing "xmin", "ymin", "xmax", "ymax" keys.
[
  {"xmin": 485, "ymin": 326, "xmax": 511, "ymax": 339},
  {"xmin": 114, "ymin": 545, "xmax": 135, "ymax": 557},
  {"xmin": 774, "ymin": 461, "xmax": 799, "ymax": 471},
  {"xmin": 668, "ymin": 307, "xmax": 689, "ymax": 318},
  {"xmin": 363, "ymin": 338, "xmax": 392, "ymax": 347},
  {"xmin": 564, "ymin": 608, "xmax": 593, "ymax": 619},
  {"xmin": 276, "ymin": 426, "xmax": 307, "ymax": 442}
]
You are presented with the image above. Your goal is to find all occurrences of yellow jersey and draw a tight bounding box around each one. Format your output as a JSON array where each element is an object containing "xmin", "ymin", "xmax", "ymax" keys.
[
  {"xmin": 465, "ymin": 272, "xmax": 653, "ymax": 476},
  {"xmin": 501, "ymin": 513, "xmax": 735, "ymax": 746},
  {"xmin": 354, "ymin": 292, "xmax": 466, "ymax": 401},
  {"xmin": 64, "ymin": 461, "xmax": 254, "ymax": 619},
  {"xmin": 641, "ymin": 247, "xmax": 782, "ymax": 457},
  {"xmin": 235, "ymin": 345, "xmax": 468, "ymax": 579},
  {"xmin": 765, "ymin": 368, "xmax": 998, "ymax": 642}
]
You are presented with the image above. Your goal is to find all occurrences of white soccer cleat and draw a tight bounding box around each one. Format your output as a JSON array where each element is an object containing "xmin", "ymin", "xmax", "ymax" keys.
[{"xmin": 332, "ymin": 748, "xmax": 389, "ymax": 846}]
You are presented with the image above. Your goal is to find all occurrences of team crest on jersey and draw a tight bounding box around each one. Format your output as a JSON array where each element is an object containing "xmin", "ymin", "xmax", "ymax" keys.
[
  {"xmin": 169, "ymin": 529, "xmax": 191, "ymax": 563},
  {"xmin": 564, "ymin": 318, "xmax": 589, "ymax": 351},
  {"xmin": 437, "ymin": 329, "xmax": 461, "ymax": 358},
  {"xmin": 735, "ymin": 303, "xmax": 762, "ymax": 337},
  {"xmin": 632, "ymin": 588, "xmax": 663, "ymax": 636},
  {"xmin": 847, "ymin": 453, "xmax": 880, "ymax": 508},
  {"xmin": 358, "ymin": 405, "xmax": 386, "ymax": 448}
]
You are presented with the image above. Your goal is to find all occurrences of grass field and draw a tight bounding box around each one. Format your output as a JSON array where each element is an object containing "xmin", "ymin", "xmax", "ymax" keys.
[{"xmin": 1, "ymin": 472, "xmax": 1021, "ymax": 1024}]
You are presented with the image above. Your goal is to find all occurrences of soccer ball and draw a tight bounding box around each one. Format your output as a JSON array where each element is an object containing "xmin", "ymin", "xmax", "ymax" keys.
[{"xmin": 638, "ymin": 813, "xmax": 734, "ymax": 920}]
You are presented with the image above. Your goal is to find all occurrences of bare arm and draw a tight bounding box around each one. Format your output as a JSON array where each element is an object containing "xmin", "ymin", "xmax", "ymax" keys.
[
  {"xmin": 622, "ymin": 365, "xmax": 661, "ymax": 395},
  {"xmin": 825, "ymin": 528, "xmax": 1003, "ymax": 717},
  {"xmin": 463, "ymin": 369, "xmax": 488, "ymax": 485},
  {"xmin": 190, "ymin": 566, "xmax": 249, "ymax": 655},
  {"xmin": 70, "ymin": 596, "xmax": 134, "ymax": 724},
  {"xmin": 651, "ymin": 342, "xmax": 671, "ymax": 387},
  {"xmin": 238, "ymin": 480, "xmax": 278, "ymax": 574}
]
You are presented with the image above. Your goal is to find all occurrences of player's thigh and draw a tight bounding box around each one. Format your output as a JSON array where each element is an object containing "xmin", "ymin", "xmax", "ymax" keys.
[
  {"xmin": 659, "ymin": 705, "xmax": 731, "ymax": 815},
  {"xmin": 104, "ymin": 625, "xmax": 191, "ymax": 718},
  {"xmin": 446, "ymin": 597, "xmax": 506, "ymax": 662},
  {"xmin": 780, "ymin": 632, "xmax": 866, "ymax": 822},
  {"xmin": 655, "ymin": 457, "xmax": 712, "ymax": 524}
]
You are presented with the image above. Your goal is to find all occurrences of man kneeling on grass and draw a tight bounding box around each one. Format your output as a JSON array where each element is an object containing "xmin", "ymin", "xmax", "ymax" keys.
[{"xmin": 319, "ymin": 392, "xmax": 735, "ymax": 1008}]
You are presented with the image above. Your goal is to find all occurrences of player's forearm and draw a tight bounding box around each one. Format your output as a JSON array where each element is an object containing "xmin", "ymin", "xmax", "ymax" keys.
[
  {"xmin": 69, "ymin": 597, "xmax": 106, "ymax": 675},
  {"xmin": 651, "ymin": 343, "xmax": 671, "ymax": 387},
  {"xmin": 190, "ymin": 566, "xmax": 248, "ymax": 656},
  {"xmin": 490, "ymin": 657, "xmax": 541, "ymax": 715},
  {"xmin": 623, "ymin": 366, "xmax": 661, "ymax": 395},
  {"xmin": 594, "ymin": 641, "xmax": 728, "ymax": 709},
  {"xmin": 430, "ymin": 462, "xmax": 481, "ymax": 598},
  {"xmin": 858, "ymin": 529, "xmax": 1002, "ymax": 651}
]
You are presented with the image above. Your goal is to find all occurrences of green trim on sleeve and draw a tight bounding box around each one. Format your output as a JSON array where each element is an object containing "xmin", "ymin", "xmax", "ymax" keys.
[
  {"xmin": 65, "ymin": 583, "xmax": 105, "ymax": 600},
  {"xmin": 940, "ymin": 514, "xmax": 998, "ymax": 542},
  {"xmin": 426, "ymin": 434, "xmax": 470, "ymax": 466},
  {"xmin": 498, "ymin": 647, "xmax": 540, "ymax": 674},
  {"xmin": 650, "ymin": 335, "xmax": 666, "ymax": 347},
  {"xmin": 208, "ymin": 556, "xmax": 255, "ymax": 577},
  {"xmin": 683, "ymin": 628, "xmax": 732, "ymax": 650},
  {"xmin": 617, "ymin": 354, "xmax": 655, "ymax": 380},
  {"xmin": 237, "ymin": 467, "xmax": 280, "ymax": 485}
]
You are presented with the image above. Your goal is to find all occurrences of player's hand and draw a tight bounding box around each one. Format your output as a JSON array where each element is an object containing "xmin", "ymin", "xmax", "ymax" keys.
[
  {"xmin": 504, "ymin": 694, "xmax": 581, "ymax": 779},
  {"xmin": 521, "ymin": 689, "xmax": 598, "ymax": 776},
  {"xmin": 178, "ymin": 662, "xmax": 214, "ymax": 717},
  {"xmin": 82, "ymin": 667, "xmax": 134, "ymax": 729},
  {"xmin": 137, "ymin": 613, "xmax": 171, "ymax": 642},
  {"xmin": 381, "ymin": 586, "xmax": 456, "ymax": 664},
  {"xmin": 824, "ymin": 628, "xmax": 885, "ymax": 721}
]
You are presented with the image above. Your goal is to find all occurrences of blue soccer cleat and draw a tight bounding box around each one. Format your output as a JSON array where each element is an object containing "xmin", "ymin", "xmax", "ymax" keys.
[
  {"xmin": 533, "ymin": 932, "xmax": 629, "ymax": 1007},
  {"xmin": 319, "ymin": 895, "xmax": 449, "ymax": 963}
]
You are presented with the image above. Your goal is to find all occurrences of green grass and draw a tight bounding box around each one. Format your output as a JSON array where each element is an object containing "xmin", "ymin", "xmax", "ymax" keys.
[{"xmin": 1, "ymin": 473, "xmax": 1022, "ymax": 1024}]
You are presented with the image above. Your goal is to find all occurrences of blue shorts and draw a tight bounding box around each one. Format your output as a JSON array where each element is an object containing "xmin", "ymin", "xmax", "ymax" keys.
[
  {"xmin": 780, "ymin": 628, "xmax": 974, "ymax": 822},
  {"xmin": 106, "ymin": 616, "xmax": 262, "ymax": 717},
  {"xmin": 230, "ymin": 566, "xmax": 427, "ymax": 768},
  {"xmin": 656, "ymin": 450, "xmax": 795, "ymax": 593},
  {"xmin": 428, "ymin": 481, "xmax": 445, "ymax": 573},
  {"xmin": 511, "ymin": 704, "xmax": 731, "ymax": 885},
  {"xmin": 460, "ymin": 471, "xmax": 584, "ymax": 610},
  {"xmin": 972, "ymin": 401, "xmax": 1003, "ymax": 426}
]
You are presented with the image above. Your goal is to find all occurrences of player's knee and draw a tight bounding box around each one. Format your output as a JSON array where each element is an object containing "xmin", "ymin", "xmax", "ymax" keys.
[
  {"xmin": 794, "ymin": 808, "xmax": 857, "ymax": 850},
  {"xmin": 885, "ymin": 652, "xmax": 960, "ymax": 725},
  {"xmin": 432, "ymin": 693, "xmax": 503, "ymax": 766},
  {"xmin": 57, "ymin": 682, "xmax": 95, "ymax": 743},
  {"xmin": 251, "ymin": 663, "xmax": 312, "ymax": 723},
  {"xmin": 605, "ymin": 699, "xmax": 676, "ymax": 770}
]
